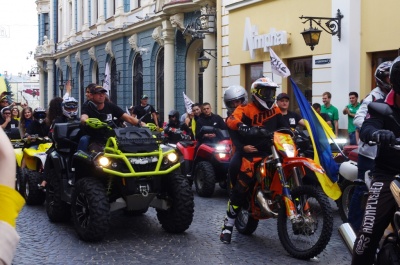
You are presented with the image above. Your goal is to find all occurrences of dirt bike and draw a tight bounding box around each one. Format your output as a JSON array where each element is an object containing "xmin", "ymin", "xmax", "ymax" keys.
[
  {"xmin": 234, "ymin": 127, "xmax": 333, "ymax": 260},
  {"xmin": 339, "ymin": 101, "xmax": 400, "ymax": 264},
  {"xmin": 15, "ymin": 134, "xmax": 52, "ymax": 205},
  {"xmin": 45, "ymin": 106, "xmax": 194, "ymax": 242},
  {"xmin": 176, "ymin": 126, "xmax": 233, "ymax": 197}
]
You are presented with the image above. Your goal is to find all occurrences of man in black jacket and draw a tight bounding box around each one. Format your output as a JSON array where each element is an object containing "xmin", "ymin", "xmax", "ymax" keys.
[
  {"xmin": 195, "ymin": 102, "xmax": 227, "ymax": 144},
  {"xmin": 352, "ymin": 56, "xmax": 400, "ymax": 265}
]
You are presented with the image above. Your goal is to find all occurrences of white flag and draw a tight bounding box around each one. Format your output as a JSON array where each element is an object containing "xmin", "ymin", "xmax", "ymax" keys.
[
  {"xmin": 103, "ymin": 62, "xmax": 111, "ymax": 98},
  {"xmin": 269, "ymin": 48, "xmax": 291, "ymax": 78},
  {"xmin": 183, "ymin": 92, "xmax": 194, "ymax": 114}
]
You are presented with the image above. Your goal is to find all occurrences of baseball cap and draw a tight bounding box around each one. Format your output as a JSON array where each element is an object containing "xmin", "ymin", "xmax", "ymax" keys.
[
  {"xmin": 90, "ymin": 85, "xmax": 107, "ymax": 94},
  {"xmin": 141, "ymin": 94, "xmax": 149, "ymax": 100},
  {"xmin": 277, "ymin": 93, "xmax": 289, "ymax": 101}
]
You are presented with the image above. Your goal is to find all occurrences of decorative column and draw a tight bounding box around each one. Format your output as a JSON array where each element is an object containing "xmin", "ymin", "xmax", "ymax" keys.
[
  {"xmin": 81, "ymin": 0, "xmax": 90, "ymax": 34},
  {"xmin": 114, "ymin": 0, "xmax": 125, "ymax": 27},
  {"xmin": 46, "ymin": 60, "xmax": 54, "ymax": 106},
  {"xmin": 162, "ymin": 19, "xmax": 175, "ymax": 122},
  {"xmin": 203, "ymin": 33, "xmax": 216, "ymax": 107},
  {"xmin": 97, "ymin": 0, "xmax": 106, "ymax": 32}
]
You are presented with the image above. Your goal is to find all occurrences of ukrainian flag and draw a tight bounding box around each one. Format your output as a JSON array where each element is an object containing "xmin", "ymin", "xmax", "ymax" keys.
[{"xmin": 291, "ymin": 78, "xmax": 341, "ymax": 200}]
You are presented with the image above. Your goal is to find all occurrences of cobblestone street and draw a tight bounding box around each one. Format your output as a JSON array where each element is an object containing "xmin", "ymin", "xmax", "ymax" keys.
[{"xmin": 13, "ymin": 187, "xmax": 352, "ymax": 265}]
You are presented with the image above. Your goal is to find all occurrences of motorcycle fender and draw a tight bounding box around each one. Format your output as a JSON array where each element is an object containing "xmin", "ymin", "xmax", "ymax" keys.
[
  {"xmin": 282, "ymin": 157, "xmax": 325, "ymax": 174},
  {"xmin": 47, "ymin": 151, "xmax": 66, "ymax": 175},
  {"xmin": 339, "ymin": 161, "xmax": 358, "ymax": 181},
  {"xmin": 15, "ymin": 148, "xmax": 23, "ymax": 167},
  {"xmin": 196, "ymin": 144, "xmax": 214, "ymax": 160},
  {"xmin": 176, "ymin": 142, "xmax": 196, "ymax": 161}
]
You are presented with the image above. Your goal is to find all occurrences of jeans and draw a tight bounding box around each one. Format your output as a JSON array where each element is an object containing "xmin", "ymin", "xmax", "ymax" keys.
[
  {"xmin": 77, "ymin": 135, "xmax": 90, "ymax": 152},
  {"xmin": 349, "ymin": 132, "xmax": 357, "ymax": 145},
  {"xmin": 348, "ymin": 154, "xmax": 374, "ymax": 231}
]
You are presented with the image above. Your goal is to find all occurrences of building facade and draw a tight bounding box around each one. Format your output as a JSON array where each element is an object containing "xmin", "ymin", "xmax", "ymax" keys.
[
  {"xmin": 35, "ymin": 0, "xmax": 219, "ymax": 122},
  {"xmin": 221, "ymin": 0, "xmax": 400, "ymax": 134}
]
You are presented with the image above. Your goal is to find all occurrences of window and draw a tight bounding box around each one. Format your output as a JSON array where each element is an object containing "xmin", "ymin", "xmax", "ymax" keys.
[
  {"xmin": 371, "ymin": 50, "xmax": 398, "ymax": 90},
  {"xmin": 132, "ymin": 55, "xmax": 143, "ymax": 105},
  {"xmin": 288, "ymin": 57, "xmax": 312, "ymax": 112},
  {"xmin": 245, "ymin": 63, "xmax": 263, "ymax": 102}
]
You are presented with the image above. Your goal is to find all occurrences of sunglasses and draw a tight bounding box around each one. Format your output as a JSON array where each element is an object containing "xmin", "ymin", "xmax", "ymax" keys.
[{"xmin": 3, "ymin": 113, "xmax": 11, "ymax": 115}]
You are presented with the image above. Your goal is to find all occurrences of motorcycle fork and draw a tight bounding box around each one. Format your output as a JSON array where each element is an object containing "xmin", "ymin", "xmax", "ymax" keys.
[{"xmin": 271, "ymin": 146, "xmax": 297, "ymax": 220}]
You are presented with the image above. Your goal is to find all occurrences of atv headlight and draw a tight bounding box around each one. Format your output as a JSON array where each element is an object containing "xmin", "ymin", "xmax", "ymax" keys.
[
  {"xmin": 98, "ymin": 156, "xmax": 111, "ymax": 167},
  {"xmin": 167, "ymin": 152, "xmax": 178, "ymax": 163}
]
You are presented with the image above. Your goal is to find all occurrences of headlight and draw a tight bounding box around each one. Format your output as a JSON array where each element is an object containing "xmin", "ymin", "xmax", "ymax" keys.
[
  {"xmin": 216, "ymin": 145, "xmax": 226, "ymax": 152},
  {"xmin": 167, "ymin": 152, "xmax": 178, "ymax": 163},
  {"xmin": 329, "ymin": 138, "xmax": 347, "ymax": 144},
  {"xmin": 98, "ymin": 156, "xmax": 111, "ymax": 167}
]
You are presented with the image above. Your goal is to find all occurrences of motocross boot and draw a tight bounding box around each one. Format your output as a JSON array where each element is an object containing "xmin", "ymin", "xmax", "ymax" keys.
[{"xmin": 220, "ymin": 201, "xmax": 240, "ymax": 244}]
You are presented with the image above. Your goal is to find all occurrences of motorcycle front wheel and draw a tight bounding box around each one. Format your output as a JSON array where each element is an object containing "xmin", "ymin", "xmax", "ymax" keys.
[{"xmin": 277, "ymin": 185, "xmax": 333, "ymax": 260}]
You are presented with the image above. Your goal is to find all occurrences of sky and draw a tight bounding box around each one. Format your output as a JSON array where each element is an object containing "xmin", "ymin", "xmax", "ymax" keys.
[{"xmin": 0, "ymin": 1, "xmax": 38, "ymax": 77}]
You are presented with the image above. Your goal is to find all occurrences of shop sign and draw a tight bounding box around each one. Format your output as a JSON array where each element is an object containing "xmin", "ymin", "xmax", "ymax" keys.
[
  {"xmin": 315, "ymin": 59, "xmax": 331, "ymax": 65},
  {"xmin": 243, "ymin": 17, "xmax": 288, "ymax": 59}
]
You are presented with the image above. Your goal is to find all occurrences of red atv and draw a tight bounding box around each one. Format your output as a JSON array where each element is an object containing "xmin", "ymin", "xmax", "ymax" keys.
[{"xmin": 176, "ymin": 126, "xmax": 233, "ymax": 197}]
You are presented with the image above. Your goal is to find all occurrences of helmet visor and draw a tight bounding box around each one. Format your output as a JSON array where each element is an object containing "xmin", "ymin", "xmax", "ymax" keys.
[
  {"xmin": 254, "ymin": 87, "xmax": 276, "ymax": 101},
  {"xmin": 35, "ymin": 113, "xmax": 46, "ymax": 120},
  {"xmin": 64, "ymin": 102, "xmax": 78, "ymax": 110}
]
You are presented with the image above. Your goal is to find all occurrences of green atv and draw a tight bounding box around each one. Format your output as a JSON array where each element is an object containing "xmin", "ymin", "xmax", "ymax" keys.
[{"xmin": 45, "ymin": 115, "xmax": 194, "ymax": 242}]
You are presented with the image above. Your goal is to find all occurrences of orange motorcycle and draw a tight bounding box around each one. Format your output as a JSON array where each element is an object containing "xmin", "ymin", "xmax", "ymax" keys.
[{"xmin": 235, "ymin": 127, "xmax": 333, "ymax": 260}]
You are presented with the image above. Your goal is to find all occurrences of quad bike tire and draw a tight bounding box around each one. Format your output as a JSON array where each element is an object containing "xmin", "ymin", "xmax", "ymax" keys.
[
  {"xmin": 337, "ymin": 179, "xmax": 355, "ymax": 223},
  {"xmin": 16, "ymin": 164, "xmax": 24, "ymax": 195},
  {"xmin": 156, "ymin": 173, "xmax": 194, "ymax": 233},
  {"xmin": 277, "ymin": 185, "xmax": 333, "ymax": 260},
  {"xmin": 235, "ymin": 208, "xmax": 259, "ymax": 235},
  {"xmin": 71, "ymin": 177, "xmax": 110, "ymax": 242},
  {"xmin": 23, "ymin": 171, "xmax": 46, "ymax": 205},
  {"xmin": 194, "ymin": 161, "xmax": 216, "ymax": 197},
  {"xmin": 46, "ymin": 168, "xmax": 71, "ymax": 222}
]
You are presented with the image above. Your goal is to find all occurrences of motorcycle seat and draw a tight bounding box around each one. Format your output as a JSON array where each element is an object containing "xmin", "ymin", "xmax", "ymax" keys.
[{"xmin": 179, "ymin": 141, "xmax": 195, "ymax": 147}]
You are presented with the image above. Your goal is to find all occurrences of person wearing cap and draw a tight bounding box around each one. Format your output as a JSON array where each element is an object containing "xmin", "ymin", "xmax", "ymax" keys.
[
  {"xmin": 0, "ymin": 96, "xmax": 10, "ymax": 113},
  {"xmin": 132, "ymin": 95, "xmax": 159, "ymax": 129},
  {"xmin": 276, "ymin": 93, "xmax": 304, "ymax": 129},
  {"xmin": 0, "ymin": 107, "xmax": 19, "ymax": 130},
  {"xmin": 81, "ymin": 85, "xmax": 143, "ymax": 126}
]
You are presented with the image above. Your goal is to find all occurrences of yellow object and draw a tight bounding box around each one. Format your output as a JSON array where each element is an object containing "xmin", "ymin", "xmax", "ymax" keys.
[
  {"xmin": 0, "ymin": 76, "xmax": 7, "ymax": 95},
  {"xmin": 303, "ymin": 119, "xmax": 342, "ymax": 200},
  {"xmin": 0, "ymin": 185, "xmax": 25, "ymax": 228}
]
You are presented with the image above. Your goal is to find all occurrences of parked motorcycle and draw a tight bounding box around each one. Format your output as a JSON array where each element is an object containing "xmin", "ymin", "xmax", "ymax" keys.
[
  {"xmin": 339, "ymin": 101, "xmax": 400, "ymax": 264},
  {"xmin": 234, "ymin": 127, "xmax": 333, "ymax": 260}
]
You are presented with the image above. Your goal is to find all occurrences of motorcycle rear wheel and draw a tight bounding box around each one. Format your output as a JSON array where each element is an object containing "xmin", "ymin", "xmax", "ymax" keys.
[{"xmin": 277, "ymin": 185, "xmax": 333, "ymax": 260}]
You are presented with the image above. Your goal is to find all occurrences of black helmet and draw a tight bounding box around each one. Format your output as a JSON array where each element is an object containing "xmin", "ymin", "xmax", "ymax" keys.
[
  {"xmin": 375, "ymin": 61, "xmax": 392, "ymax": 92},
  {"xmin": 390, "ymin": 57, "xmax": 400, "ymax": 94},
  {"xmin": 168, "ymin": 109, "xmax": 180, "ymax": 120},
  {"xmin": 33, "ymin": 107, "xmax": 47, "ymax": 124}
]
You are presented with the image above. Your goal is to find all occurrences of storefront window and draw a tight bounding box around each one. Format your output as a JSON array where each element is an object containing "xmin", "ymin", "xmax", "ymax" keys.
[
  {"xmin": 288, "ymin": 57, "xmax": 312, "ymax": 112},
  {"xmin": 245, "ymin": 63, "xmax": 263, "ymax": 102}
]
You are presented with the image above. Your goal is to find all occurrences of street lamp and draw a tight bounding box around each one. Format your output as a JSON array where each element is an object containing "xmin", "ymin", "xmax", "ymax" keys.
[
  {"xmin": 198, "ymin": 55, "xmax": 210, "ymax": 73},
  {"xmin": 299, "ymin": 9, "xmax": 344, "ymax": 50}
]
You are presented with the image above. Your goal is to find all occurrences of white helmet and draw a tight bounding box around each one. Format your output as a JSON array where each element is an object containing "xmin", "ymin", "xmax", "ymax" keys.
[
  {"xmin": 223, "ymin": 85, "xmax": 248, "ymax": 113},
  {"xmin": 250, "ymin": 77, "xmax": 278, "ymax": 110},
  {"xmin": 62, "ymin": 97, "xmax": 78, "ymax": 119}
]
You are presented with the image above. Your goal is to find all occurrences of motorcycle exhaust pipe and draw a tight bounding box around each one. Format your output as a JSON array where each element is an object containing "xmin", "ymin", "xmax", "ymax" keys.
[
  {"xmin": 256, "ymin": 191, "xmax": 278, "ymax": 218},
  {"xmin": 338, "ymin": 223, "xmax": 356, "ymax": 254}
]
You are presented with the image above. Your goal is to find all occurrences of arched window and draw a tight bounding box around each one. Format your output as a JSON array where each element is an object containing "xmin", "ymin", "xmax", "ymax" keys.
[
  {"xmin": 156, "ymin": 48, "xmax": 164, "ymax": 122},
  {"xmin": 110, "ymin": 59, "xmax": 118, "ymax": 104},
  {"xmin": 132, "ymin": 55, "xmax": 143, "ymax": 105}
]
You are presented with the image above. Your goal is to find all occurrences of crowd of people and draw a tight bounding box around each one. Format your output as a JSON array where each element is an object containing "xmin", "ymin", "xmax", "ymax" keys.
[{"xmin": 3, "ymin": 56, "xmax": 400, "ymax": 264}]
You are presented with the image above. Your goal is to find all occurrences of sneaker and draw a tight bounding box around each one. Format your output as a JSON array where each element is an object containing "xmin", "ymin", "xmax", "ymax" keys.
[{"xmin": 220, "ymin": 225, "xmax": 233, "ymax": 244}]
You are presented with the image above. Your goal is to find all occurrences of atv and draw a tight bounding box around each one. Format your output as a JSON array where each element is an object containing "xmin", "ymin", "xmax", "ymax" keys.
[
  {"xmin": 176, "ymin": 126, "xmax": 233, "ymax": 197},
  {"xmin": 15, "ymin": 135, "xmax": 51, "ymax": 205},
  {"xmin": 45, "ymin": 110, "xmax": 194, "ymax": 242}
]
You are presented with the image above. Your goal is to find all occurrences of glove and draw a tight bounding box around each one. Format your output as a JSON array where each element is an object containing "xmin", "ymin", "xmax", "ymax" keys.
[
  {"xmin": 371, "ymin": 130, "xmax": 396, "ymax": 146},
  {"xmin": 238, "ymin": 123, "xmax": 251, "ymax": 133}
]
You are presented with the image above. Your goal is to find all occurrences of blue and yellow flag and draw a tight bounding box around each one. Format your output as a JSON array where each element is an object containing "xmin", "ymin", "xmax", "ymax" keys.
[{"xmin": 291, "ymin": 78, "xmax": 341, "ymax": 200}]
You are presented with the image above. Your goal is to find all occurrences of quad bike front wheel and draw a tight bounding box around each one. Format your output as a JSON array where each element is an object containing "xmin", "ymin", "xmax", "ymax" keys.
[
  {"xmin": 156, "ymin": 173, "xmax": 194, "ymax": 233},
  {"xmin": 277, "ymin": 185, "xmax": 333, "ymax": 260},
  {"xmin": 194, "ymin": 161, "xmax": 216, "ymax": 197},
  {"xmin": 23, "ymin": 171, "xmax": 45, "ymax": 205},
  {"xmin": 71, "ymin": 177, "xmax": 110, "ymax": 242},
  {"xmin": 46, "ymin": 168, "xmax": 71, "ymax": 222}
]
